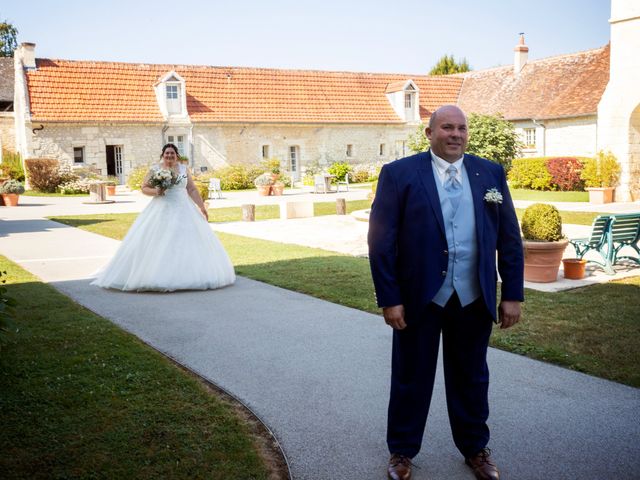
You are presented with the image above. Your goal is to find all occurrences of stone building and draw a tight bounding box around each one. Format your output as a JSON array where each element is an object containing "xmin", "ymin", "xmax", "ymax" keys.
[{"xmin": 8, "ymin": 0, "xmax": 640, "ymax": 199}]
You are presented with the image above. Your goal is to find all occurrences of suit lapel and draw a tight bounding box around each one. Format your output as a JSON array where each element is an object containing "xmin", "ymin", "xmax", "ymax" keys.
[
  {"xmin": 417, "ymin": 151, "xmax": 445, "ymax": 237},
  {"xmin": 464, "ymin": 155, "xmax": 486, "ymax": 244}
]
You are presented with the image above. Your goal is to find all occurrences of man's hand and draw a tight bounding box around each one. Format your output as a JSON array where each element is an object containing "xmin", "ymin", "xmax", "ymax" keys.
[
  {"xmin": 498, "ymin": 300, "xmax": 522, "ymax": 329},
  {"xmin": 383, "ymin": 305, "xmax": 407, "ymax": 330}
]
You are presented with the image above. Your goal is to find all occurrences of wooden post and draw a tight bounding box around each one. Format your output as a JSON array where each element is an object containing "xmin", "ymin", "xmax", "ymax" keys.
[
  {"xmin": 336, "ymin": 197, "xmax": 346, "ymax": 215},
  {"xmin": 242, "ymin": 204, "xmax": 256, "ymax": 222},
  {"xmin": 89, "ymin": 182, "xmax": 107, "ymax": 202}
]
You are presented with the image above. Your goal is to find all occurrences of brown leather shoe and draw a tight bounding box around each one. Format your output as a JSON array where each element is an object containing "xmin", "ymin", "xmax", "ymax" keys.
[
  {"xmin": 388, "ymin": 453, "xmax": 412, "ymax": 480},
  {"xmin": 465, "ymin": 448, "xmax": 499, "ymax": 480}
]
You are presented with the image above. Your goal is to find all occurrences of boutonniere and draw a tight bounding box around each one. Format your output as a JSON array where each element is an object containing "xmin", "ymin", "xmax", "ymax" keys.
[{"xmin": 483, "ymin": 188, "xmax": 503, "ymax": 204}]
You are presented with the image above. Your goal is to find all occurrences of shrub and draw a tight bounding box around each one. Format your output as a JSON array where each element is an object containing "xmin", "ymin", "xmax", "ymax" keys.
[
  {"xmin": 350, "ymin": 163, "xmax": 381, "ymax": 183},
  {"xmin": 261, "ymin": 158, "xmax": 281, "ymax": 175},
  {"xmin": 521, "ymin": 203, "xmax": 563, "ymax": 241},
  {"xmin": 215, "ymin": 164, "xmax": 255, "ymax": 190},
  {"xmin": 57, "ymin": 163, "xmax": 80, "ymax": 185},
  {"xmin": 127, "ymin": 165, "xmax": 151, "ymax": 190},
  {"xmin": 508, "ymin": 158, "xmax": 552, "ymax": 190},
  {"xmin": 0, "ymin": 179, "xmax": 25, "ymax": 194},
  {"xmin": 58, "ymin": 179, "xmax": 92, "ymax": 194},
  {"xmin": 1, "ymin": 150, "xmax": 25, "ymax": 181},
  {"xmin": 546, "ymin": 157, "xmax": 584, "ymax": 191},
  {"xmin": 24, "ymin": 158, "xmax": 60, "ymax": 193},
  {"xmin": 581, "ymin": 150, "xmax": 621, "ymax": 188},
  {"xmin": 327, "ymin": 161, "xmax": 353, "ymax": 181}
]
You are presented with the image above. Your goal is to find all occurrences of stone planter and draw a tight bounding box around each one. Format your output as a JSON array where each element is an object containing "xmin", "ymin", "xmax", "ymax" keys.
[
  {"xmin": 562, "ymin": 258, "xmax": 587, "ymax": 280},
  {"xmin": 1, "ymin": 193, "xmax": 20, "ymax": 206},
  {"xmin": 586, "ymin": 187, "xmax": 615, "ymax": 204},
  {"xmin": 523, "ymin": 239, "xmax": 569, "ymax": 283}
]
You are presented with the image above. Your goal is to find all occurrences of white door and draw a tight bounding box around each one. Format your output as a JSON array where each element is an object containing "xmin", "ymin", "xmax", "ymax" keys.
[
  {"xmin": 114, "ymin": 146, "xmax": 124, "ymax": 184},
  {"xmin": 289, "ymin": 146, "xmax": 300, "ymax": 181}
]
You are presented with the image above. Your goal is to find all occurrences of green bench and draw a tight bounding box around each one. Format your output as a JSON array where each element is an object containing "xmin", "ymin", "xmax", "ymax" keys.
[{"xmin": 569, "ymin": 212, "xmax": 640, "ymax": 275}]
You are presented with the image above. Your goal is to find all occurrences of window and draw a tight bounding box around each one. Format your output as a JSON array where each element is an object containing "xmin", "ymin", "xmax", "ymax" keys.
[
  {"xmin": 167, "ymin": 135, "xmax": 185, "ymax": 156},
  {"xmin": 166, "ymin": 83, "xmax": 181, "ymax": 114},
  {"xmin": 346, "ymin": 144, "xmax": 353, "ymax": 157},
  {"xmin": 524, "ymin": 128, "xmax": 536, "ymax": 147},
  {"xmin": 379, "ymin": 143, "xmax": 386, "ymax": 156},
  {"xmin": 289, "ymin": 146, "xmax": 299, "ymax": 174},
  {"xmin": 262, "ymin": 145, "xmax": 270, "ymax": 159},
  {"xmin": 73, "ymin": 147, "xmax": 84, "ymax": 164},
  {"xmin": 166, "ymin": 85, "xmax": 178, "ymax": 99},
  {"xmin": 404, "ymin": 93, "xmax": 413, "ymax": 109},
  {"xmin": 395, "ymin": 140, "xmax": 406, "ymax": 159}
]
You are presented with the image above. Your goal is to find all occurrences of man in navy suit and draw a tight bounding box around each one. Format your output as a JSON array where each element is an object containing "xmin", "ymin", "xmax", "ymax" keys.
[{"xmin": 368, "ymin": 105, "xmax": 524, "ymax": 480}]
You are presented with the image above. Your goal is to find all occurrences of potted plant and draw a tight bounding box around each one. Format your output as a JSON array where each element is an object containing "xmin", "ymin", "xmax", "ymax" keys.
[
  {"xmin": 254, "ymin": 172, "xmax": 274, "ymax": 196},
  {"xmin": 581, "ymin": 150, "xmax": 621, "ymax": 204},
  {"xmin": 521, "ymin": 203, "xmax": 569, "ymax": 282},
  {"xmin": 271, "ymin": 180, "xmax": 285, "ymax": 196},
  {"xmin": 0, "ymin": 179, "xmax": 26, "ymax": 206},
  {"xmin": 104, "ymin": 175, "xmax": 118, "ymax": 196}
]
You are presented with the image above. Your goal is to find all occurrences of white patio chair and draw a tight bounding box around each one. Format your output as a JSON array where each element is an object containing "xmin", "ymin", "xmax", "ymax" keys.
[
  {"xmin": 208, "ymin": 178, "xmax": 222, "ymax": 199},
  {"xmin": 314, "ymin": 175, "xmax": 329, "ymax": 193},
  {"xmin": 337, "ymin": 173, "xmax": 349, "ymax": 192}
]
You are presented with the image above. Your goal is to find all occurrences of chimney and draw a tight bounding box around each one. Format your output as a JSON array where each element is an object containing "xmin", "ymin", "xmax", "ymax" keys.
[
  {"xmin": 513, "ymin": 34, "xmax": 528, "ymax": 74},
  {"xmin": 17, "ymin": 42, "xmax": 36, "ymax": 70}
]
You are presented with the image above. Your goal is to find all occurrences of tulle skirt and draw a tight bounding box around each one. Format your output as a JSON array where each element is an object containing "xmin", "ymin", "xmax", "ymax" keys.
[{"xmin": 91, "ymin": 189, "xmax": 235, "ymax": 292}]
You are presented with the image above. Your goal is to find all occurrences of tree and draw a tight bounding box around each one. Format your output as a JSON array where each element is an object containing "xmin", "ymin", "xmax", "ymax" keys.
[
  {"xmin": 0, "ymin": 17, "xmax": 18, "ymax": 57},
  {"xmin": 407, "ymin": 113, "xmax": 523, "ymax": 170},
  {"xmin": 429, "ymin": 54, "xmax": 470, "ymax": 75}
]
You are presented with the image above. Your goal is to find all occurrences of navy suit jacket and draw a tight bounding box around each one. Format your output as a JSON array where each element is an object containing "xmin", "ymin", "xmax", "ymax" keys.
[{"xmin": 368, "ymin": 151, "xmax": 524, "ymax": 321}]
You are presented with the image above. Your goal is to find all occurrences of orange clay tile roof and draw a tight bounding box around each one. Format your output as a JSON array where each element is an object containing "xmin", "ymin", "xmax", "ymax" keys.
[
  {"xmin": 457, "ymin": 45, "xmax": 610, "ymax": 120},
  {"xmin": 25, "ymin": 59, "xmax": 463, "ymax": 123}
]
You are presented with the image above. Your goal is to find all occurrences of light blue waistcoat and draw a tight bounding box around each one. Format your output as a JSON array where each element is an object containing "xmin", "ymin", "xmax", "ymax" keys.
[{"xmin": 431, "ymin": 162, "xmax": 482, "ymax": 307}]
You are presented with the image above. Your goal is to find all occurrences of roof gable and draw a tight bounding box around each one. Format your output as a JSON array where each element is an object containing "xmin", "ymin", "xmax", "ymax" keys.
[{"xmin": 457, "ymin": 45, "xmax": 610, "ymax": 120}]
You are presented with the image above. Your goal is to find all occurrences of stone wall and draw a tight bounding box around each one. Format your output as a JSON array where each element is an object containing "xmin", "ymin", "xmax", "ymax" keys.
[
  {"xmin": 27, "ymin": 122, "xmax": 417, "ymax": 180},
  {"xmin": 28, "ymin": 123, "xmax": 164, "ymax": 177},
  {"xmin": 0, "ymin": 114, "xmax": 15, "ymax": 153},
  {"xmin": 544, "ymin": 116, "xmax": 598, "ymax": 157}
]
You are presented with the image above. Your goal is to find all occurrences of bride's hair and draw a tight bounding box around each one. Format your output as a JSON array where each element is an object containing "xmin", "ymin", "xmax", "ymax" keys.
[{"xmin": 160, "ymin": 143, "xmax": 179, "ymax": 158}]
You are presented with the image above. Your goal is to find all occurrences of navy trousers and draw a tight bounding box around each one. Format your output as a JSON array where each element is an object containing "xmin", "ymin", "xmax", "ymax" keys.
[{"xmin": 387, "ymin": 293, "xmax": 494, "ymax": 458}]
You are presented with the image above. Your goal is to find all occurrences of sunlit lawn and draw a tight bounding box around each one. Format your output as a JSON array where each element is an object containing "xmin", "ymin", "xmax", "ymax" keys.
[
  {"xmin": 0, "ymin": 256, "xmax": 271, "ymax": 480},
  {"xmin": 49, "ymin": 213, "xmax": 640, "ymax": 387}
]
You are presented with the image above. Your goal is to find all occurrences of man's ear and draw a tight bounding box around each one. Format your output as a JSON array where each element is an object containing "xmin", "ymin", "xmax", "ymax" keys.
[{"xmin": 424, "ymin": 126, "xmax": 431, "ymax": 140}]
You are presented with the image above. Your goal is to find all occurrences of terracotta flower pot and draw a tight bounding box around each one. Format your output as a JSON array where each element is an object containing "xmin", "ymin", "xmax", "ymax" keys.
[
  {"xmin": 1, "ymin": 193, "xmax": 20, "ymax": 206},
  {"xmin": 106, "ymin": 185, "xmax": 117, "ymax": 196},
  {"xmin": 271, "ymin": 184, "xmax": 284, "ymax": 196},
  {"xmin": 523, "ymin": 239, "xmax": 569, "ymax": 283},
  {"xmin": 562, "ymin": 258, "xmax": 587, "ymax": 280},
  {"xmin": 257, "ymin": 185, "xmax": 272, "ymax": 196}
]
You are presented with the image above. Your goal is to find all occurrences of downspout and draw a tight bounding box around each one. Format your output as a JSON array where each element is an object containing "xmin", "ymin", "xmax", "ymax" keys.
[{"xmin": 532, "ymin": 119, "xmax": 546, "ymax": 156}]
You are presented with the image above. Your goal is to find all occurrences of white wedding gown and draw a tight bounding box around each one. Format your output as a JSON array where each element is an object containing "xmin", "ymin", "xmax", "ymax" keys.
[{"xmin": 92, "ymin": 164, "xmax": 236, "ymax": 292}]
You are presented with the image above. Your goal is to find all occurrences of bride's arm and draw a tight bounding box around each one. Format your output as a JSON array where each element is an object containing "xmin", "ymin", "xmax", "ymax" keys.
[
  {"xmin": 186, "ymin": 171, "xmax": 209, "ymax": 221},
  {"xmin": 140, "ymin": 168, "xmax": 164, "ymax": 197}
]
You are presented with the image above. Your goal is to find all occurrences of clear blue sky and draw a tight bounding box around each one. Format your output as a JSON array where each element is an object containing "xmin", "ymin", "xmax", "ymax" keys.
[{"xmin": 2, "ymin": 0, "xmax": 611, "ymax": 74}]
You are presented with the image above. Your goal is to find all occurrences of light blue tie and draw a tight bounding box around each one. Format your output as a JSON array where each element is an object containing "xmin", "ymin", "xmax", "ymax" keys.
[{"xmin": 444, "ymin": 165, "xmax": 462, "ymax": 213}]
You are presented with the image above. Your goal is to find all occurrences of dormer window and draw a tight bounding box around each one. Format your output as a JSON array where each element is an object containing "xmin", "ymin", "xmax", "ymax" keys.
[
  {"xmin": 155, "ymin": 71, "xmax": 188, "ymax": 119},
  {"xmin": 166, "ymin": 83, "xmax": 181, "ymax": 114},
  {"xmin": 385, "ymin": 80, "xmax": 419, "ymax": 124}
]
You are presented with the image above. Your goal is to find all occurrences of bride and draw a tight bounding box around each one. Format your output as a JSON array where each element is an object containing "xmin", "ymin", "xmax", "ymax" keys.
[{"xmin": 92, "ymin": 143, "xmax": 235, "ymax": 292}]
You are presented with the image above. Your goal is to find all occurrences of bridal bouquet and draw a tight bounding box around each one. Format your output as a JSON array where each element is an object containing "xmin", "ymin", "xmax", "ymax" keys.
[{"xmin": 148, "ymin": 168, "xmax": 184, "ymax": 190}]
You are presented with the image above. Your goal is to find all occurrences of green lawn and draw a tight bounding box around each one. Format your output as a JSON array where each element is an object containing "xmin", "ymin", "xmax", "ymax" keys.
[
  {"xmin": 49, "ymin": 213, "xmax": 640, "ymax": 387},
  {"xmin": 510, "ymin": 188, "xmax": 589, "ymax": 202},
  {"xmin": 23, "ymin": 190, "xmax": 89, "ymax": 197},
  {"xmin": 0, "ymin": 256, "xmax": 272, "ymax": 480}
]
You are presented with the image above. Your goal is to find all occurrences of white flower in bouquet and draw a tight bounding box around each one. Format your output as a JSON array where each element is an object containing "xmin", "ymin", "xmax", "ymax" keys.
[{"xmin": 148, "ymin": 169, "xmax": 175, "ymax": 190}]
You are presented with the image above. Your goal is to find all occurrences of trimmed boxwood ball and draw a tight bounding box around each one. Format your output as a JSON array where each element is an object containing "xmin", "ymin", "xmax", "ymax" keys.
[{"xmin": 521, "ymin": 203, "xmax": 563, "ymax": 241}]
